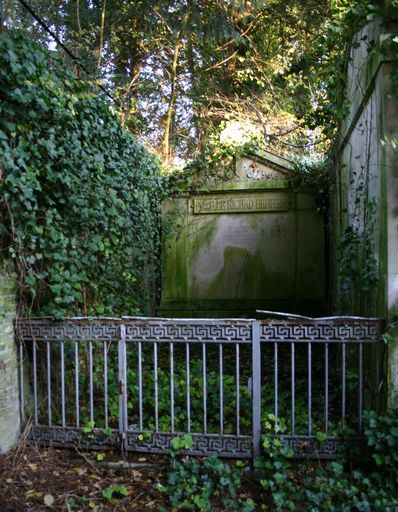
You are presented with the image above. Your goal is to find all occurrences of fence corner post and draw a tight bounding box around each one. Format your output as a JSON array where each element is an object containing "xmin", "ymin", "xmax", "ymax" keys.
[{"xmin": 252, "ymin": 320, "xmax": 261, "ymax": 461}]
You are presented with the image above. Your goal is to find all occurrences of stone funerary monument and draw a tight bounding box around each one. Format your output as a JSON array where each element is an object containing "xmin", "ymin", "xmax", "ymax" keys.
[{"xmin": 159, "ymin": 151, "xmax": 326, "ymax": 317}]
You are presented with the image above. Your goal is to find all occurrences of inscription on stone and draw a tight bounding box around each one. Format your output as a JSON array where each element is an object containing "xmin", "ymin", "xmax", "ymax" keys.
[{"xmin": 193, "ymin": 193, "xmax": 293, "ymax": 214}]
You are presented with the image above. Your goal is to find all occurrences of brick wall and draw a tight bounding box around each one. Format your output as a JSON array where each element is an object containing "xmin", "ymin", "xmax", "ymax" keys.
[{"xmin": 0, "ymin": 270, "xmax": 19, "ymax": 452}]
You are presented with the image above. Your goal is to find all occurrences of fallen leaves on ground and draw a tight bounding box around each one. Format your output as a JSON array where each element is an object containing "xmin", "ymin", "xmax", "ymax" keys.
[{"xmin": 0, "ymin": 443, "xmax": 165, "ymax": 511}]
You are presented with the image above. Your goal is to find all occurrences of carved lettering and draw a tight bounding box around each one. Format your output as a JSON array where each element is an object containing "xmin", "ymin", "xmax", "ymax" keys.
[{"xmin": 193, "ymin": 193, "xmax": 293, "ymax": 214}]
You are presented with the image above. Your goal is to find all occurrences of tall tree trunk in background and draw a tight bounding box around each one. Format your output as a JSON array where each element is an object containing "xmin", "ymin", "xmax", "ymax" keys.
[
  {"xmin": 162, "ymin": 3, "xmax": 192, "ymax": 165},
  {"xmin": 76, "ymin": 0, "xmax": 82, "ymax": 33},
  {"xmin": 97, "ymin": 0, "xmax": 106, "ymax": 71},
  {"xmin": 186, "ymin": 37, "xmax": 203, "ymax": 155}
]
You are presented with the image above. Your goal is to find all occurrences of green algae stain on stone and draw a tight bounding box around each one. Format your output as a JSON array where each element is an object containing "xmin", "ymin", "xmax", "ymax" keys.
[
  {"xmin": 159, "ymin": 152, "xmax": 327, "ymax": 317},
  {"xmin": 0, "ymin": 269, "xmax": 19, "ymax": 453}
]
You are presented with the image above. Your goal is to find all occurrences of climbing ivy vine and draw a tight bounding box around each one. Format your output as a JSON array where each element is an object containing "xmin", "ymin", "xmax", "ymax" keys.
[{"xmin": 0, "ymin": 32, "xmax": 165, "ymax": 318}]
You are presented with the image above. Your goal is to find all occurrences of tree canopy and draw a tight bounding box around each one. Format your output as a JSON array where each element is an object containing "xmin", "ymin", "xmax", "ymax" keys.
[{"xmin": 1, "ymin": 0, "xmax": 387, "ymax": 167}]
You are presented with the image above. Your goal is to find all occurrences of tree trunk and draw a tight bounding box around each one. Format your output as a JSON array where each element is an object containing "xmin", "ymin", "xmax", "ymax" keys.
[{"xmin": 162, "ymin": 4, "xmax": 192, "ymax": 165}]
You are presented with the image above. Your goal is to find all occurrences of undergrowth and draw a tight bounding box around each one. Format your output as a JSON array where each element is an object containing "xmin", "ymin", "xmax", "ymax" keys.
[
  {"xmin": 158, "ymin": 411, "xmax": 398, "ymax": 511},
  {"xmin": 255, "ymin": 411, "xmax": 398, "ymax": 511}
]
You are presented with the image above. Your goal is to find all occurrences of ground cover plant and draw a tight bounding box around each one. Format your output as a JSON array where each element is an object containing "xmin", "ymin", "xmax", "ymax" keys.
[
  {"xmin": 157, "ymin": 434, "xmax": 256, "ymax": 512},
  {"xmin": 255, "ymin": 410, "xmax": 398, "ymax": 511}
]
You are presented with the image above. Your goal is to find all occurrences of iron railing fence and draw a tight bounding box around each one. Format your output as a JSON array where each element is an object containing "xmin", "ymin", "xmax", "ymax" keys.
[{"xmin": 17, "ymin": 316, "xmax": 384, "ymax": 460}]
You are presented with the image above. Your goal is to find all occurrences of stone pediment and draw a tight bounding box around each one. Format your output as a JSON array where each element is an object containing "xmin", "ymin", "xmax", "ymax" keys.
[
  {"xmin": 237, "ymin": 152, "xmax": 293, "ymax": 182},
  {"xmin": 211, "ymin": 150, "xmax": 294, "ymax": 191}
]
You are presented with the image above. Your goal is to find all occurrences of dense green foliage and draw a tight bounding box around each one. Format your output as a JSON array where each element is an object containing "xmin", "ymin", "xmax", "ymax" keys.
[
  {"xmin": 54, "ymin": 341, "xmax": 344, "ymax": 437},
  {"xmin": 2, "ymin": 1, "xmax": 397, "ymax": 165},
  {"xmin": 364, "ymin": 410, "xmax": 398, "ymax": 484},
  {"xmin": 0, "ymin": 32, "xmax": 164, "ymax": 317},
  {"xmin": 0, "ymin": 0, "xmax": 358, "ymax": 164},
  {"xmin": 255, "ymin": 410, "xmax": 398, "ymax": 511},
  {"xmin": 158, "ymin": 435, "xmax": 255, "ymax": 512},
  {"xmin": 155, "ymin": 411, "xmax": 398, "ymax": 511}
]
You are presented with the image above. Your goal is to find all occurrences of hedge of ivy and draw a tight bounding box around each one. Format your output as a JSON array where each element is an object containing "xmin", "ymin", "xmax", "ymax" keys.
[{"xmin": 0, "ymin": 32, "xmax": 165, "ymax": 318}]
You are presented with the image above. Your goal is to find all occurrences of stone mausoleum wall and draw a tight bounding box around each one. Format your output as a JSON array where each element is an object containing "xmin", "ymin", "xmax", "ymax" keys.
[
  {"xmin": 0, "ymin": 269, "xmax": 19, "ymax": 452},
  {"xmin": 160, "ymin": 151, "xmax": 327, "ymax": 318},
  {"xmin": 331, "ymin": 16, "xmax": 398, "ymax": 407}
]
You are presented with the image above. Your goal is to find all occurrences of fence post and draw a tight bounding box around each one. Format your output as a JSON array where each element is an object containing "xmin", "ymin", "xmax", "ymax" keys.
[
  {"xmin": 118, "ymin": 324, "xmax": 127, "ymax": 446},
  {"xmin": 252, "ymin": 320, "xmax": 261, "ymax": 460}
]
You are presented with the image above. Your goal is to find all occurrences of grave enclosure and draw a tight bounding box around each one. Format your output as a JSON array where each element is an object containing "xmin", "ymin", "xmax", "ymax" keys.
[{"xmin": 160, "ymin": 151, "xmax": 327, "ymax": 318}]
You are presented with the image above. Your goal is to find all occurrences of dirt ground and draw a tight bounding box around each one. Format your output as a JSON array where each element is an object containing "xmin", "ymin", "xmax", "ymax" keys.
[
  {"xmin": 0, "ymin": 429, "xmax": 260, "ymax": 511},
  {"xmin": 0, "ymin": 445, "xmax": 164, "ymax": 511}
]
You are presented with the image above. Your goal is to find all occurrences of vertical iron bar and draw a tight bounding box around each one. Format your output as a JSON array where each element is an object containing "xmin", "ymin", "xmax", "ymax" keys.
[
  {"xmin": 186, "ymin": 343, "xmax": 191, "ymax": 433},
  {"xmin": 47, "ymin": 341, "xmax": 52, "ymax": 426},
  {"xmin": 154, "ymin": 342, "xmax": 159, "ymax": 432},
  {"xmin": 89, "ymin": 340, "xmax": 94, "ymax": 424},
  {"xmin": 202, "ymin": 343, "xmax": 207, "ymax": 434},
  {"xmin": 75, "ymin": 341, "xmax": 80, "ymax": 428},
  {"xmin": 61, "ymin": 340, "xmax": 66, "ymax": 427},
  {"xmin": 375, "ymin": 343, "xmax": 380, "ymax": 410},
  {"xmin": 236, "ymin": 343, "xmax": 240, "ymax": 436},
  {"xmin": 219, "ymin": 343, "xmax": 223, "ymax": 435},
  {"xmin": 33, "ymin": 341, "xmax": 38, "ymax": 425},
  {"xmin": 325, "ymin": 342, "xmax": 329, "ymax": 434},
  {"xmin": 291, "ymin": 342, "xmax": 295, "ymax": 435},
  {"xmin": 170, "ymin": 342, "xmax": 175, "ymax": 433},
  {"xmin": 19, "ymin": 341, "xmax": 25, "ymax": 424},
  {"xmin": 308, "ymin": 342, "xmax": 312, "ymax": 436},
  {"xmin": 359, "ymin": 342, "xmax": 363, "ymax": 431},
  {"xmin": 252, "ymin": 321, "xmax": 261, "ymax": 459},
  {"xmin": 118, "ymin": 325, "xmax": 127, "ymax": 437},
  {"xmin": 274, "ymin": 342, "xmax": 278, "ymax": 421},
  {"xmin": 138, "ymin": 341, "xmax": 143, "ymax": 431},
  {"xmin": 104, "ymin": 341, "xmax": 108, "ymax": 429},
  {"xmin": 342, "ymin": 342, "xmax": 346, "ymax": 423}
]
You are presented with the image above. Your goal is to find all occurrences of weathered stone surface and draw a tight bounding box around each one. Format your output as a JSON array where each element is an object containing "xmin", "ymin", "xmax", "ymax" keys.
[
  {"xmin": 0, "ymin": 270, "xmax": 19, "ymax": 452},
  {"xmin": 332, "ymin": 19, "xmax": 398, "ymax": 407},
  {"xmin": 160, "ymin": 151, "xmax": 327, "ymax": 317}
]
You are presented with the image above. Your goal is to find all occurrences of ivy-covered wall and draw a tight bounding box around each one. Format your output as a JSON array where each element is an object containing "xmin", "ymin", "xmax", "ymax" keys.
[
  {"xmin": 0, "ymin": 269, "xmax": 19, "ymax": 452},
  {"xmin": 331, "ymin": 17, "xmax": 398, "ymax": 407},
  {"xmin": 0, "ymin": 32, "xmax": 165, "ymax": 319}
]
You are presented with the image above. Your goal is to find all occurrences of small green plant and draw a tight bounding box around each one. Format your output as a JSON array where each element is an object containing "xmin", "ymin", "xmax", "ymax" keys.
[
  {"xmin": 315, "ymin": 430, "xmax": 328, "ymax": 443},
  {"xmin": 170, "ymin": 433, "xmax": 194, "ymax": 451},
  {"xmin": 158, "ymin": 434, "xmax": 255, "ymax": 511},
  {"xmin": 102, "ymin": 484, "xmax": 129, "ymax": 502},
  {"xmin": 137, "ymin": 431, "xmax": 152, "ymax": 442},
  {"xmin": 76, "ymin": 420, "xmax": 96, "ymax": 442},
  {"xmin": 81, "ymin": 421, "xmax": 95, "ymax": 435},
  {"xmin": 255, "ymin": 414, "xmax": 295, "ymax": 511}
]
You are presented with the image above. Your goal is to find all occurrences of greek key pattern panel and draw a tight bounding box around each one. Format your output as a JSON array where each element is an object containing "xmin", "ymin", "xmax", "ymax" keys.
[
  {"xmin": 29, "ymin": 426, "xmax": 120, "ymax": 450},
  {"xmin": 17, "ymin": 319, "xmax": 121, "ymax": 342},
  {"xmin": 125, "ymin": 432, "xmax": 252, "ymax": 458},
  {"xmin": 274, "ymin": 436, "xmax": 342, "ymax": 459},
  {"xmin": 260, "ymin": 321, "xmax": 383, "ymax": 343},
  {"xmin": 124, "ymin": 321, "xmax": 253, "ymax": 343}
]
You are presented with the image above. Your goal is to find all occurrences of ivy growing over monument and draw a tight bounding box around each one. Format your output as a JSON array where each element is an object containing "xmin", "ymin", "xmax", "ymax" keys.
[{"xmin": 0, "ymin": 32, "xmax": 165, "ymax": 318}]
